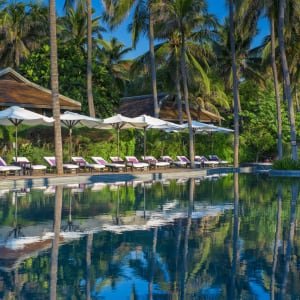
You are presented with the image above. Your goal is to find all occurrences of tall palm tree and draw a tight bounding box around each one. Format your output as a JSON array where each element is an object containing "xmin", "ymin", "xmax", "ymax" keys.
[
  {"xmin": 50, "ymin": 0, "xmax": 64, "ymax": 175},
  {"xmin": 153, "ymin": 0, "xmax": 209, "ymax": 168},
  {"xmin": 86, "ymin": 0, "xmax": 95, "ymax": 117},
  {"xmin": 278, "ymin": 0, "xmax": 298, "ymax": 160},
  {"xmin": 0, "ymin": 1, "xmax": 49, "ymax": 68},
  {"xmin": 102, "ymin": 0, "xmax": 160, "ymax": 117},
  {"xmin": 229, "ymin": 0, "xmax": 240, "ymax": 168},
  {"xmin": 63, "ymin": 0, "xmax": 103, "ymax": 117},
  {"xmin": 262, "ymin": 0, "xmax": 283, "ymax": 159}
]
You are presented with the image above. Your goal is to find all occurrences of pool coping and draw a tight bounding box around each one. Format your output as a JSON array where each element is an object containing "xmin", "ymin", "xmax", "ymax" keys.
[
  {"xmin": 0, "ymin": 166, "xmax": 239, "ymax": 190},
  {"xmin": 1, "ymin": 165, "xmax": 298, "ymax": 190}
]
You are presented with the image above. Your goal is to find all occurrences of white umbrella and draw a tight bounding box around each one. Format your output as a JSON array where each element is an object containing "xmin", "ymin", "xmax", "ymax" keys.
[
  {"xmin": 0, "ymin": 106, "xmax": 54, "ymax": 159},
  {"xmin": 132, "ymin": 114, "xmax": 181, "ymax": 157},
  {"xmin": 179, "ymin": 120, "xmax": 217, "ymax": 131},
  {"xmin": 60, "ymin": 111, "xmax": 102, "ymax": 160},
  {"xmin": 171, "ymin": 120, "xmax": 218, "ymax": 154},
  {"xmin": 95, "ymin": 114, "xmax": 147, "ymax": 156},
  {"xmin": 196, "ymin": 124, "xmax": 234, "ymax": 152}
]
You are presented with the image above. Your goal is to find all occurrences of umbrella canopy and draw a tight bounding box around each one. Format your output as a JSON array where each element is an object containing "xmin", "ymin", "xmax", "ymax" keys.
[
  {"xmin": 132, "ymin": 114, "xmax": 181, "ymax": 157},
  {"xmin": 195, "ymin": 125, "xmax": 234, "ymax": 134},
  {"xmin": 0, "ymin": 106, "xmax": 54, "ymax": 158},
  {"xmin": 60, "ymin": 111, "xmax": 102, "ymax": 160},
  {"xmin": 179, "ymin": 120, "xmax": 217, "ymax": 131},
  {"xmin": 95, "ymin": 114, "xmax": 147, "ymax": 156},
  {"xmin": 195, "ymin": 124, "xmax": 234, "ymax": 152}
]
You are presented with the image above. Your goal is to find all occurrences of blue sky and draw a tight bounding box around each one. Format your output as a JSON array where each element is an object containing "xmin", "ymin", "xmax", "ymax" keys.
[{"xmin": 57, "ymin": 0, "xmax": 269, "ymax": 59}]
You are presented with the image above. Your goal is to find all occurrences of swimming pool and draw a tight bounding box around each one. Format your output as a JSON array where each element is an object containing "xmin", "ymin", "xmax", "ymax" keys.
[{"xmin": 0, "ymin": 173, "xmax": 299, "ymax": 299}]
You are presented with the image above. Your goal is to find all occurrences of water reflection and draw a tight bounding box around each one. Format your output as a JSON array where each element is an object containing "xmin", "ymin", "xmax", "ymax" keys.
[
  {"xmin": 50, "ymin": 185, "xmax": 63, "ymax": 300},
  {"xmin": 0, "ymin": 174, "xmax": 299, "ymax": 299}
]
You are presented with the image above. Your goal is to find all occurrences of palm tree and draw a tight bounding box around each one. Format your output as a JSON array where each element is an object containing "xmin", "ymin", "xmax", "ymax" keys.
[
  {"xmin": 86, "ymin": 0, "xmax": 95, "ymax": 117},
  {"xmin": 229, "ymin": 0, "xmax": 240, "ymax": 168},
  {"xmin": 50, "ymin": 0, "xmax": 64, "ymax": 175},
  {"xmin": 0, "ymin": 1, "xmax": 49, "ymax": 68},
  {"xmin": 154, "ymin": 0, "xmax": 211, "ymax": 168},
  {"xmin": 262, "ymin": 0, "xmax": 283, "ymax": 159},
  {"xmin": 278, "ymin": 0, "xmax": 298, "ymax": 160},
  {"xmin": 102, "ymin": 0, "xmax": 160, "ymax": 117},
  {"xmin": 62, "ymin": 0, "xmax": 104, "ymax": 117},
  {"xmin": 96, "ymin": 37, "xmax": 132, "ymax": 91}
]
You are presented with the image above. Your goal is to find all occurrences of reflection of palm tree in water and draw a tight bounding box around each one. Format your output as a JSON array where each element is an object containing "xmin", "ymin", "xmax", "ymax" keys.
[
  {"xmin": 270, "ymin": 185, "xmax": 282, "ymax": 300},
  {"xmin": 114, "ymin": 185, "xmax": 122, "ymax": 225},
  {"xmin": 280, "ymin": 183, "xmax": 298, "ymax": 298},
  {"xmin": 7, "ymin": 191, "xmax": 24, "ymax": 238},
  {"xmin": 230, "ymin": 173, "xmax": 240, "ymax": 299},
  {"xmin": 180, "ymin": 178, "xmax": 194, "ymax": 300},
  {"xmin": 61, "ymin": 190, "xmax": 81, "ymax": 232}
]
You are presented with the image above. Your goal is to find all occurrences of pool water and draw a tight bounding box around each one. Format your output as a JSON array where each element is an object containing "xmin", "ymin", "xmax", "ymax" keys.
[{"xmin": 0, "ymin": 173, "xmax": 299, "ymax": 299}]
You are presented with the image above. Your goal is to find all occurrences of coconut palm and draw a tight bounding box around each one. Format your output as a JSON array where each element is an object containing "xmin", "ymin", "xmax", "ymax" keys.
[
  {"xmin": 261, "ymin": 1, "xmax": 283, "ymax": 159},
  {"xmin": 0, "ymin": 1, "xmax": 49, "ymax": 68},
  {"xmin": 62, "ymin": 0, "xmax": 104, "ymax": 117},
  {"xmin": 50, "ymin": 0, "xmax": 64, "ymax": 175},
  {"xmin": 228, "ymin": 0, "xmax": 240, "ymax": 168},
  {"xmin": 102, "ymin": 0, "xmax": 160, "ymax": 117},
  {"xmin": 278, "ymin": 0, "xmax": 298, "ymax": 160},
  {"xmin": 96, "ymin": 37, "xmax": 132, "ymax": 91},
  {"xmin": 153, "ymin": 0, "xmax": 210, "ymax": 168}
]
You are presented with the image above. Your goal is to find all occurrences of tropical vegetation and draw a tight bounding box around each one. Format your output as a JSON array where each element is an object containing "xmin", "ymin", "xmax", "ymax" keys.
[{"xmin": 0, "ymin": 0, "xmax": 299, "ymax": 166}]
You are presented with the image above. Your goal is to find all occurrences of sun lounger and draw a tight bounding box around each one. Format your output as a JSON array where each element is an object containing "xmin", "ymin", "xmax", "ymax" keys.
[
  {"xmin": 44, "ymin": 156, "xmax": 79, "ymax": 173},
  {"xmin": 141, "ymin": 156, "xmax": 170, "ymax": 169},
  {"xmin": 195, "ymin": 155, "xmax": 219, "ymax": 168},
  {"xmin": 160, "ymin": 155, "xmax": 187, "ymax": 168},
  {"xmin": 208, "ymin": 155, "xmax": 228, "ymax": 166},
  {"xmin": 13, "ymin": 156, "xmax": 47, "ymax": 175},
  {"xmin": 72, "ymin": 156, "xmax": 106, "ymax": 172},
  {"xmin": 125, "ymin": 156, "xmax": 149, "ymax": 171},
  {"xmin": 0, "ymin": 157, "xmax": 22, "ymax": 176},
  {"xmin": 177, "ymin": 155, "xmax": 202, "ymax": 168},
  {"xmin": 91, "ymin": 156, "xmax": 126, "ymax": 172}
]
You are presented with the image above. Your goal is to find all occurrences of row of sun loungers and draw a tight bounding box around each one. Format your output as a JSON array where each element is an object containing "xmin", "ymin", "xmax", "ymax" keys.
[{"xmin": 0, "ymin": 154, "xmax": 228, "ymax": 176}]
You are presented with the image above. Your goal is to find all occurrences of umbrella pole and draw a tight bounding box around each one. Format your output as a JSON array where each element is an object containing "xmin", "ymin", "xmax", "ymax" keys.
[
  {"xmin": 69, "ymin": 127, "xmax": 72, "ymax": 161},
  {"xmin": 144, "ymin": 128, "xmax": 146, "ymax": 158},
  {"xmin": 15, "ymin": 125, "xmax": 18, "ymax": 160},
  {"xmin": 117, "ymin": 128, "xmax": 120, "ymax": 157}
]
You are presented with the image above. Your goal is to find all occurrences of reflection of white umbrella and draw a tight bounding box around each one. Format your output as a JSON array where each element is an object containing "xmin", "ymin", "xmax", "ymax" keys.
[
  {"xmin": 0, "ymin": 106, "xmax": 54, "ymax": 158},
  {"xmin": 95, "ymin": 114, "xmax": 147, "ymax": 156},
  {"xmin": 132, "ymin": 114, "xmax": 180, "ymax": 157},
  {"xmin": 60, "ymin": 111, "xmax": 102, "ymax": 160}
]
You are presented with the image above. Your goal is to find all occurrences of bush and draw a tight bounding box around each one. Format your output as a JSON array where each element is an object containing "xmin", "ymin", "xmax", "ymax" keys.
[{"xmin": 273, "ymin": 158, "xmax": 300, "ymax": 170}]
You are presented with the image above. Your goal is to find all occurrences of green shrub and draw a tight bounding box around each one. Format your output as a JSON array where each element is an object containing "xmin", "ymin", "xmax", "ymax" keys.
[{"xmin": 273, "ymin": 158, "xmax": 300, "ymax": 170}]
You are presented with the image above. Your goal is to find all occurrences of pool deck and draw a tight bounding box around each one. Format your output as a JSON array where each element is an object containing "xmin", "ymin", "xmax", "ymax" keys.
[{"xmin": 0, "ymin": 166, "xmax": 238, "ymax": 190}]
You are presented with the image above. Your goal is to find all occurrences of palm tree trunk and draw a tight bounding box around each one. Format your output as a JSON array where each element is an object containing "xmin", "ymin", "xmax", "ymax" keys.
[
  {"xmin": 180, "ymin": 31, "xmax": 195, "ymax": 168},
  {"xmin": 270, "ymin": 16, "xmax": 283, "ymax": 159},
  {"xmin": 149, "ymin": 3, "xmax": 159, "ymax": 118},
  {"xmin": 175, "ymin": 64, "xmax": 183, "ymax": 124},
  {"xmin": 278, "ymin": 0, "xmax": 298, "ymax": 160},
  {"xmin": 229, "ymin": 0, "xmax": 240, "ymax": 168},
  {"xmin": 87, "ymin": 0, "xmax": 95, "ymax": 117},
  {"xmin": 50, "ymin": 0, "xmax": 64, "ymax": 175}
]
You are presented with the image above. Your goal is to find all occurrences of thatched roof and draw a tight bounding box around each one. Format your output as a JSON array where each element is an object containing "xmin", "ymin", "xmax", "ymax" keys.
[
  {"xmin": 0, "ymin": 68, "xmax": 81, "ymax": 111},
  {"xmin": 119, "ymin": 94, "xmax": 223, "ymax": 123}
]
